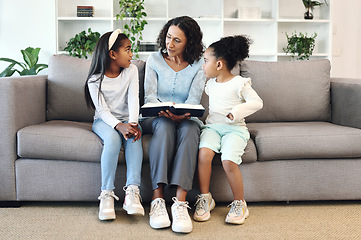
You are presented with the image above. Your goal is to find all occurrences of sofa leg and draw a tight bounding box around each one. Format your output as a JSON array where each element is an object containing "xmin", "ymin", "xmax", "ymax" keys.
[{"xmin": 0, "ymin": 201, "xmax": 22, "ymax": 208}]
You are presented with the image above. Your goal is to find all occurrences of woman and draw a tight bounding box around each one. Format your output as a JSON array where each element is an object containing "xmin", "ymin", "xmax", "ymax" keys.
[{"xmin": 141, "ymin": 16, "xmax": 205, "ymax": 233}]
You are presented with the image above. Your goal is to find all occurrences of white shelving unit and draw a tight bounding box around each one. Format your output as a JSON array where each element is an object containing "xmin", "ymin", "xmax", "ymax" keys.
[{"xmin": 56, "ymin": 0, "xmax": 332, "ymax": 61}]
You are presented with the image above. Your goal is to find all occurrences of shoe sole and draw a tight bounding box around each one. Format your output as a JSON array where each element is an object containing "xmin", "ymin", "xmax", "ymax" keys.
[
  {"xmin": 123, "ymin": 205, "xmax": 145, "ymax": 216},
  {"xmin": 172, "ymin": 225, "xmax": 192, "ymax": 233},
  {"xmin": 193, "ymin": 198, "xmax": 216, "ymax": 222},
  {"xmin": 150, "ymin": 220, "xmax": 171, "ymax": 229},
  {"xmin": 99, "ymin": 213, "xmax": 116, "ymax": 221},
  {"xmin": 225, "ymin": 209, "xmax": 249, "ymax": 225}
]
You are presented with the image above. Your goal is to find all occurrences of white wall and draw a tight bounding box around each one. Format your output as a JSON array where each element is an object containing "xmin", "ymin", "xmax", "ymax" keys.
[
  {"xmin": 0, "ymin": 0, "xmax": 56, "ymax": 75},
  {"xmin": 331, "ymin": 0, "xmax": 361, "ymax": 79},
  {"xmin": 0, "ymin": 0, "xmax": 360, "ymax": 79}
]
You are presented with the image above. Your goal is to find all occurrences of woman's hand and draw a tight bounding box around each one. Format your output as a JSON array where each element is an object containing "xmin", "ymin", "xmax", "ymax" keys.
[
  {"xmin": 159, "ymin": 110, "xmax": 191, "ymax": 122},
  {"xmin": 115, "ymin": 122, "xmax": 141, "ymax": 141}
]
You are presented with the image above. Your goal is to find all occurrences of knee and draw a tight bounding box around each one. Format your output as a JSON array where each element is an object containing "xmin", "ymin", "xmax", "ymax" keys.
[
  {"xmin": 178, "ymin": 120, "xmax": 200, "ymax": 137},
  {"xmin": 103, "ymin": 131, "xmax": 122, "ymax": 147},
  {"xmin": 198, "ymin": 148, "xmax": 214, "ymax": 165},
  {"xmin": 222, "ymin": 160, "xmax": 238, "ymax": 173},
  {"xmin": 153, "ymin": 117, "xmax": 175, "ymax": 134}
]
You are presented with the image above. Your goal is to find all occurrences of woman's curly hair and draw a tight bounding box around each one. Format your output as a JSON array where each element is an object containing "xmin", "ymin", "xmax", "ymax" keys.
[{"xmin": 157, "ymin": 16, "xmax": 204, "ymax": 64}]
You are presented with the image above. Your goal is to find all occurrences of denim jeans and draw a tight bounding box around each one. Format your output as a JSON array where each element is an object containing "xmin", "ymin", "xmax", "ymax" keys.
[{"xmin": 92, "ymin": 118, "xmax": 143, "ymax": 191}]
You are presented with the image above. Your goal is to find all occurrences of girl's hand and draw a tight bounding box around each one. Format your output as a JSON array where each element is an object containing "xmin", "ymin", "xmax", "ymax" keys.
[
  {"xmin": 129, "ymin": 123, "xmax": 142, "ymax": 142},
  {"xmin": 227, "ymin": 113, "xmax": 234, "ymax": 121},
  {"xmin": 159, "ymin": 110, "xmax": 191, "ymax": 122},
  {"xmin": 115, "ymin": 122, "xmax": 137, "ymax": 140}
]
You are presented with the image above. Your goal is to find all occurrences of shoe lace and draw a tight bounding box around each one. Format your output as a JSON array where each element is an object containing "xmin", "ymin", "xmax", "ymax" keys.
[
  {"xmin": 98, "ymin": 191, "xmax": 119, "ymax": 201},
  {"xmin": 194, "ymin": 195, "xmax": 207, "ymax": 212},
  {"xmin": 123, "ymin": 186, "xmax": 142, "ymax": 203},
  {"xmin": 172, "ymin": 197, "xmax": 191, "ymax": 220},
  {"xmin": 227, "ymin": 200, "xmax": 244, "ymax": 216},
  {"xmin": 151, "ymin": 198, "xmax": 167, "ymax": 217}
]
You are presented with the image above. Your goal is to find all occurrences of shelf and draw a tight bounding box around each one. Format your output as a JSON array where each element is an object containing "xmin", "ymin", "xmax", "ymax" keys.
[
  {"xmin": 56, "ymin": 0, "xmax": 332, "ymax": 61},
  {"xmin": 58, "ymin": 17, "xmax": 113, "ymax": 21}
]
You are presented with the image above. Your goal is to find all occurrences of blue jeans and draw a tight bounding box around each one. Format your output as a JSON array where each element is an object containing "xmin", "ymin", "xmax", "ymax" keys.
[{"xmin": 92, "ymin": 118, "xmax": 143, "ymax": 191}]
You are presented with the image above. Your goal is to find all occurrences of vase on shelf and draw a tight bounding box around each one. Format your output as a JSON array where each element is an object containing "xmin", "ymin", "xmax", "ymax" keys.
[{"xmin": 304, "ymin": 8, "xmax": 313, "ymax": 19}]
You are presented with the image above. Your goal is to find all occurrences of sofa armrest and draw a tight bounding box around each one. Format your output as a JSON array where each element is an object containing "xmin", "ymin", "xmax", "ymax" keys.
[
  {"xmin": 331, "ymin": 77, "xmax": 361, "ymax": 129},
  {"xmin": 0, "ymin": 75, "xmax": 47, "ymax": 201}
]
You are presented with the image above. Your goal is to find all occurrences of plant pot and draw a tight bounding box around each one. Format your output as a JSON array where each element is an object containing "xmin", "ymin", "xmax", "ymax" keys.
[{"xmin": 304, "ymin": 8, "xmax": 313, "ymax": 20}]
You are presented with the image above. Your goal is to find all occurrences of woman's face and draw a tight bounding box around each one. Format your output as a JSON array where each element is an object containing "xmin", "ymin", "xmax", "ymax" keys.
[{"xmin": 165, "ymin": 25, "xmax": 187, "ymax": 58}]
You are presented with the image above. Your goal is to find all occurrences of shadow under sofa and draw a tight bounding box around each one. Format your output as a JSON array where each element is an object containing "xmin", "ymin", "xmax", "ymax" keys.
[{"xmin": 1, "ymin": 54, "xmax": 361, "ymax": 204}]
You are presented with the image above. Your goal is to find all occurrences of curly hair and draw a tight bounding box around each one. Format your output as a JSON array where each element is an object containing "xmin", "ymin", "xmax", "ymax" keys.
[
  {"xmin": 209, "ymin": 35, "xmax": 252, "ymax": 70},
  {"xmin": 157, "ymin": 16, "xmax": 204, "ymax": 64}
]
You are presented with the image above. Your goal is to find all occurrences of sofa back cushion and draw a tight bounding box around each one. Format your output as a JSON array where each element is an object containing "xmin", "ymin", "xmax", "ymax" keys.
[
  {"xmin": 240, "ymin": 59, "xmax": 331, "ymax": 122},
  {"xmin": 47, "ymin": 55, "xmax": 93, "ymax": 122},
  {"xmin": 47, "ymin": 55, "xmax": 146, "ymax": 122}
]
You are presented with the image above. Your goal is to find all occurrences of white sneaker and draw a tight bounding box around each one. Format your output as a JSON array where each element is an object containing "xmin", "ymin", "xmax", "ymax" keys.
[
  {"xmin": 171, "ymin": 197, "xmax": 192, "ymax": 233},
  {"xmin": 225, "ymin": 200, "xmax": 249, "ymax": 225},
  {"xmin": 123, "ymin": 185, "xmax": 145, "ymax": 216},
  {"xmin": 149, "ymin": 198, "xmax": 171, "ymax": 229},
  {"xmin": 98, "ymin": 190, "xmax": 119, "ymax": 220},
  {"xmin": 193, "ymin": 192, "xmax": 216, "ymax": 222}
]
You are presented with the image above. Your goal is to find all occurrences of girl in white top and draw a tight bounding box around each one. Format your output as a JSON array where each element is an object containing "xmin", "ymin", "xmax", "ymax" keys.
[
  {"xmin": 84, "ymin": 29, "xmax": 144, "ymax": 220},
  {"xmin": 193, "ymin": 35, "xmax": 263, "ymax": 225}
]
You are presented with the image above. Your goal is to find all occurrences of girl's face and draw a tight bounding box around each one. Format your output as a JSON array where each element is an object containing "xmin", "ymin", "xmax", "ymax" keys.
[
  {"xmin": 112, "ymin": 38, "xmax": 133, "ymax": 68},
  {"xmin": 203, "ymin": 48, "xmax": 219, "ymax": 78},
  {"xmin": 165, "ymin": 25, "xmax": 187, "ymax": 58}
]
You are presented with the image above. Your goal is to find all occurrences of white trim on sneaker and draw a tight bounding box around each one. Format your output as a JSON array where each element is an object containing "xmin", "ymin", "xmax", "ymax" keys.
[{"xmin": 171, "ymin": 197, "xmax": 192, "ymax": 233}]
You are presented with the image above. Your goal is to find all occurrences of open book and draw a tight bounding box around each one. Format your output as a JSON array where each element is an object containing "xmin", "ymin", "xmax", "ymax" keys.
[{"xmin": 141, "ymin": 102, "xmax": 205, "ymax": 117}]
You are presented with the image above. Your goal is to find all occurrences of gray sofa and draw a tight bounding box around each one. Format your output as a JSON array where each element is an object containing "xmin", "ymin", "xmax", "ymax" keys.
[{"xmin": 1, "ymin": 54, "xmax": 361, "ymax": 204}]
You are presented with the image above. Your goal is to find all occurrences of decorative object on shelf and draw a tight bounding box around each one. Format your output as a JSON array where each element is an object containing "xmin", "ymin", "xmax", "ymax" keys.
[
  {"xmin": 283, "ymin": 31, "xmax": 317, "ymax": 60},
  {"xmin": 77, "ymin": 6, "xmax": 94, "ymax": 17},
  {"xmin": 302, "ymin": 0, "xmax": 328, "ymax": 19},
  {"xmin": 0, "ymin": 47, "xmax": 48, "ymax": 77},
  {"xmin": 63, "ymin": 28, "xmax": 100, "ymax": 59},
  {"xmin": 116, "ymin": 0, "xmax": 148, "ymax": 58},
  {"xmin": 139, "ymin": 42, "xmax": 158, "ymax": 52},
  {"xmin": 236, "ymin": 7, "xmax": 261, "ymax": 19}
]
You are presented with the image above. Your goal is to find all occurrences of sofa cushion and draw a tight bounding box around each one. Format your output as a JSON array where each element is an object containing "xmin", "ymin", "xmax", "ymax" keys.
[
  {"xmin": 248, "ymin": 122, "xmax": 361, "ymax": 161},
  {"xmin": 47, "ymin": 55, "xmax": 93, "ymax": 122},
  {"xmin": 17, "ymin": 120, "xmax": 257, "ymax": 164},
  {"xmin": 240, "ymin": 60, "xmax": 331, "ymax": 122},
  {"xmin": 17, "ymin": 120, "xmax": 103, "ymax": 162},
  {"xmin": 47, "ymin": 55, "xmax": 146, "ymax": 122}
]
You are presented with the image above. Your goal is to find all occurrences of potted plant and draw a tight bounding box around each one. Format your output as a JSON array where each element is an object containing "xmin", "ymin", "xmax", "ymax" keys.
[
  {"xmin": 0, "ymin": 47, "xmax": 48, "ymax": 77},
  {"xmin": 63, "ymin": 28, "xmax": 100, "ymax": 59},
  {"xmin": 283, "ymin": 31, "xmax": 317, "ymax": 60},
  {"xmin": 116, "ymin": 0, "xmax": 148, "ymax": 58},
  {"xmin": 302, "ymin": 0, "xmax": 328, "ymax": 19}
]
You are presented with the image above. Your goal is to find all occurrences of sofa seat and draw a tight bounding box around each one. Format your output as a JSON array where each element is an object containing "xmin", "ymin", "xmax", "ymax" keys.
[
  {"xmin": 17, "ymin": 120, "xmax": 258, "ymax": 165},
  {"xmin": 248, "ymin": 122, "xmax": 361, "ymax": 161}
]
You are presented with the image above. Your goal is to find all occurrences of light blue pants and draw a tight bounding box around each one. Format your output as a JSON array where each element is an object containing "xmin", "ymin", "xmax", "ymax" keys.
[{"xmin": 92, "ymin": 118, "xmax": 143, "ymax": 191}]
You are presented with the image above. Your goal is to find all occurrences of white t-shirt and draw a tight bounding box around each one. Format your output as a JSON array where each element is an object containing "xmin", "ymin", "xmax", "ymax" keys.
[
  {"xmin": 88, "ymin": 64, "xmax": 139, "ymax": 128},
  {"xmin": 205, "ymin": 75, "xmax": 263, "ymax": 127}
]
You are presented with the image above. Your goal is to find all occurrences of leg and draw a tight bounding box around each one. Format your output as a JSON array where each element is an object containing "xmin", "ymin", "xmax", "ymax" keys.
[
  {"xmin": 123, "ymin": 124, "xmax": 143, "ymax": 187},
  {"xmin": 170, "ymin": 120, "xmax": 200, "ymax": 192},
  {"xmin": 141, "ymin": 117, "xmax": 176, "ymax": 198},
  {"xmin": 220, "ymin": 130, "xmax": 249, "ymax": 201},
  {"xmin": 197, "ymin": 147, "xmax": 216, "ymax": 194},
  {"xmin": 197, "ymin": 125, "xmax": 221, "ymax": 194},
  {"xmin": 222, "ymin": 160, "xmax": 244, "ymax": 200},
  {"xmin": 92, "ymin": 119, "xmax": 122, "ymax": 191}
]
